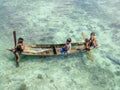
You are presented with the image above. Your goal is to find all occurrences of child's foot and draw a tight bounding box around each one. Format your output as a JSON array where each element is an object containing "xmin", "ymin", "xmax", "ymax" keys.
[{"xmin": 16, "ymin": 62, "xmax": 19, "ymax": 67}]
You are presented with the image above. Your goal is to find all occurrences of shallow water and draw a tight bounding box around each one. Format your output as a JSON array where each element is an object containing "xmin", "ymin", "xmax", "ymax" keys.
[{"xmin": 0, "ymin": 0, "xmax": 120, "ymax": 90}]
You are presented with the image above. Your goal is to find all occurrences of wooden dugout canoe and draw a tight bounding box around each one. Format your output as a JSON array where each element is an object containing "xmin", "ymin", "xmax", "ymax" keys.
[{"xmin": 7, "ymin": 42, "xmax": 89, "ymax": 56}]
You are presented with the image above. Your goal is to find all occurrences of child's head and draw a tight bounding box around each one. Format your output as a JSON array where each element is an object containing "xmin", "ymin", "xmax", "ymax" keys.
[
  {"xmin": 18, "ymin": 37, "xmax": 24, "ymax": 43},
  {"xmin": 66, "ymin": 38, "xmax": 71, "ymax": 44},
  {"xmin": 85, "ymin": 38, "xmax": 89, "ymax": 42},
  {"xmin": 91, "ymin": 32, "xmax": 95, "ymax": 36}
]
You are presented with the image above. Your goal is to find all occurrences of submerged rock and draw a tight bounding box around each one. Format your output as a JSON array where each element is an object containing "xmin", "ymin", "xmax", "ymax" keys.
[
  {"xmin": 115, "ymin": 71, "xmax": 120, "ymax": 76},
  {"xmin": 50, "ymin": 79, "xmax": 54, "ymax": 83},
  {"xmin": 19, "ymin": 83, "xmax": 27, "ymax": 90},
  {"xmin": 37, "ymin": 74, "xmax": 43, "ymax": 79},
  {"xmin": 64, "ymin": 66, "xmax": 71, "ymax": 71}
]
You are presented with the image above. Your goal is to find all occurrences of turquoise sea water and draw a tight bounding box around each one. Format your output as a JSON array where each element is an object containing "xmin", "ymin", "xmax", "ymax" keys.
[{"xmin": 0, "ymin": 0, "xmax": 120, "ymax": 90}]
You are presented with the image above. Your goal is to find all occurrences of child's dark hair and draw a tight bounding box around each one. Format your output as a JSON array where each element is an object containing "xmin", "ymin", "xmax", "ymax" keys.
[
  {"xmin": 85, "ymin": 38, "xmax": 89, "ymax": 42},
  {"xmin": 91, "ymin": 32, "xmax": 95, "ymax": 36},
  {"xmin": 67, "ymin": 38, "xmax": 71, "ymax": 42},
  {"xmin": 18, "ymin": 37, "xmax": 24, "ymax": 43},
  {"xmin": 18, "ymin": 37, "xmax": 24, "ymax": 41}
]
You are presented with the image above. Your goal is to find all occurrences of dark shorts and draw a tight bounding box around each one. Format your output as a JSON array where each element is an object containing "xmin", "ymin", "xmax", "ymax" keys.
[
  {"xmin": 89, "ymin": 42, "xmax": 96, "ymax": 48},
  {"xmin": 15, "ymin": 48, "xmax": 23, "ymax": 54}
]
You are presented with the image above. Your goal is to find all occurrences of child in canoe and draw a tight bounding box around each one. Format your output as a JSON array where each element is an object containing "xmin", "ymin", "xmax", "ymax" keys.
[
  {"xmin": 84, "ymin": 32, "xmax": 98, "ymax": 50},
  {"xmin": 60, "ymin": 38, "xmax": 71, "ymax": 54},
  {"xmin": 89, "ymin": 32, "xmax": 98, "ymax": 49},
  {"xmin": 84, "ymin": 38, "xmax": 91, "ymax": 50}
]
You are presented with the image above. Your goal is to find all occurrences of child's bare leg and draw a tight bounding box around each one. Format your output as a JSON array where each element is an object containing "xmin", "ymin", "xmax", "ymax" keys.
[
  {"xmin": 14, "ymin": 52, "xmax": 20, "ymax": 67},
  {"xmin": 15, "ymin": 52, "xmax": 20, "ymax": 62}
]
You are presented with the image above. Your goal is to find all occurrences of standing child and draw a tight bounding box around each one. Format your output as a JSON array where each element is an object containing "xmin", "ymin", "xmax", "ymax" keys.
[
  {"xmin": 13, "ymin": 37, "xmax": 25, "ymax": 66},
  {"xmin": 89, "ymin": 32, "xmax": 98, "ymax": 49}
]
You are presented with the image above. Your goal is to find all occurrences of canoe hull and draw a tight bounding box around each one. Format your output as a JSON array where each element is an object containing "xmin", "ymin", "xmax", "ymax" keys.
[{"xmin": 7, "ymin": 42, "xmax": 88, "ymax": 56}]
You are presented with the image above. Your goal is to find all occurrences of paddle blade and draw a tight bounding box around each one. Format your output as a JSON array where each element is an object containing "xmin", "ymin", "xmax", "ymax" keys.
[
  {"xmin": 81, "ymin": 32, "xmax": 85, "ymax": 40},
  {"xmin": 88, "ymin": 51, "xmax": 94, "ymax": 61},
  {"xmin": 6, "ymin": 48, "xmax": 14, "ymax": 52}
]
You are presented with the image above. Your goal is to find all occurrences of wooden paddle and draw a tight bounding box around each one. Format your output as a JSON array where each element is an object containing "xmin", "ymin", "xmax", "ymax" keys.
[
  {"xmin": 81, "ymin": 32, "xmax": 94, "ymax": 61},
  {"xmin": 13, "ymin": 31, "xmax": 17, "ymax": 48}
]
